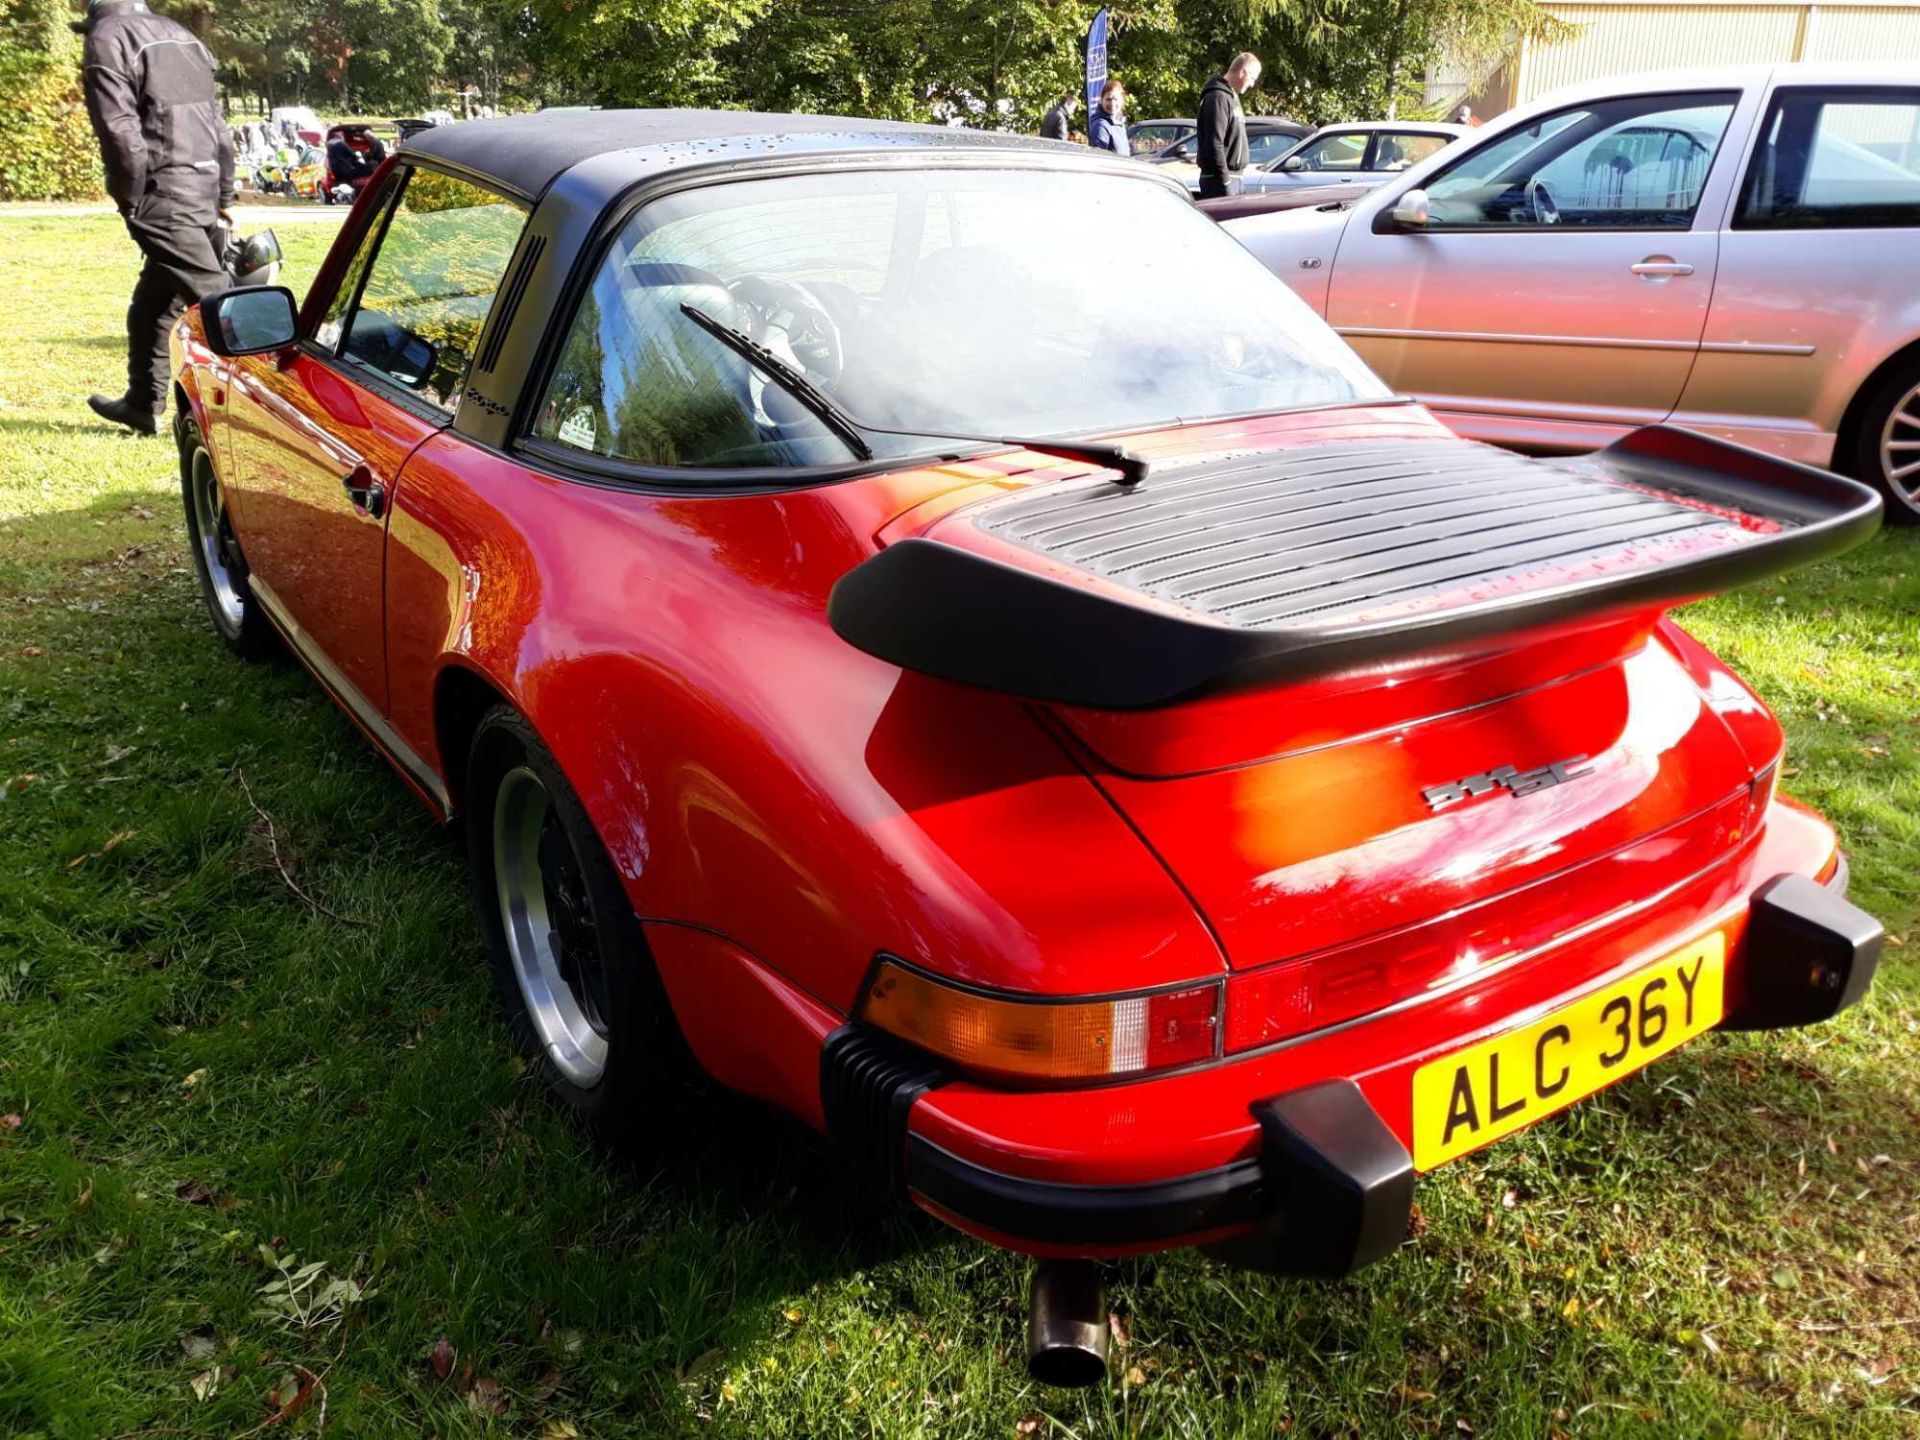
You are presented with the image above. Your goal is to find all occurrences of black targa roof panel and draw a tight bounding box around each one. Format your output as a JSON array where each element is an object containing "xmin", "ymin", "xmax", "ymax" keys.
[
  {"xmin": 826, "ymin": 427, "xmax": 1883, "ymax": 710},
  {"xmin": 399, "ymin": 108, "xmax": 1077, "ymax": 201}
]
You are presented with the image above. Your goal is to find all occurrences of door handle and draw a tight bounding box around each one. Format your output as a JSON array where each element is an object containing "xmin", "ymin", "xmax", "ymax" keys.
[
  {"xmin": 1630, "ymin": 257, "xmax": 1695, "ymax": 278},
  {"xmin": 342, "ymin": 463, "xmax": 386, "ymax": 519}
]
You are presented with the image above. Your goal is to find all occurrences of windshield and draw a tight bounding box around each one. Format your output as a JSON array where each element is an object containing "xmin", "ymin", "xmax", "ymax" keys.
[{"xmin": 531, "ymin": 165, "xmax": 1388, "ymax": 472}]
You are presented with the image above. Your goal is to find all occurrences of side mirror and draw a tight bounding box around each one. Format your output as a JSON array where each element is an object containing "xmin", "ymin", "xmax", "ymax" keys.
[
  {"xmin": 1390, "ymin": 188, "xmax": 1431, "ymax": 229},
  {"xmin": 201, "ymin": 286, "xmax": 298, "ymax": 357},
  {"xmin": 1280, "ymin": 155, "xmax": 1306, "ymax": 172}
]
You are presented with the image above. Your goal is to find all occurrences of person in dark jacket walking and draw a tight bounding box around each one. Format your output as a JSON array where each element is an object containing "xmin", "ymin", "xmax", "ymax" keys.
[
  {"xmin": 1195, "ymin": 52, "xmax": 1261, "ymax": 199},
  {"xmin": 76, "ymin": 0, "xmax": 235, "ymax": 436},
  {"xmin": 1087, "ymin": 79, "xmax": 1130, "ymax": 156},
  {"xmin": 1039, "ymin": 93, "xmax": 1078, "ymax": 142}
]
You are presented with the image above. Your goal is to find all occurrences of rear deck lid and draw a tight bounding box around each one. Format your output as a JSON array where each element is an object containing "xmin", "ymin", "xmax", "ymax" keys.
[{"xmin": 829, "ymin": 426, "xmax": 1879, "ymax": 711}]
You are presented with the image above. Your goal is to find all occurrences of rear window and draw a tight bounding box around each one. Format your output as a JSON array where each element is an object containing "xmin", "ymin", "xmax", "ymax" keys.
[
  {"xmin": 530, "ymin": 165, "xmax": 1386, "ymax": 474},
  {"xmin": 1739, "ymin": 88, "xmax": 1920, "ymax": 229}
]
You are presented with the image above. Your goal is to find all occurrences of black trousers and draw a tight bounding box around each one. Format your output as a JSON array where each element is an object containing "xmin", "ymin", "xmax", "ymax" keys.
[{"xmin": 122, "ymin": 191, "xmax": 227, "ymax": 410}]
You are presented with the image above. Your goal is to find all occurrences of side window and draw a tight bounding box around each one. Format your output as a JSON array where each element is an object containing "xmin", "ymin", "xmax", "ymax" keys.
[
  {"xmin": 337, "ymin": 169, "xmax": 527, "ymax": 414},
  {"xmin": 313, "ymin": 181, "xmax": 398, "ymax": 352},
  {"xmin": 1248, "ymin": 131, "xmax": 1301, "ymax": 166},
  {"xmin": 1292, "ymin": 132, "xmax": 1368, "ymax": 171},
  {"xmin": 1739, "ymin": 89, "xmax": 1920, "ymax": 229},
  {"xmin": 1373, "ymin": 132, "xmax": 1450, "ymax": 171},
  {"xmin": 1421, "ymin": 93, "xmax": 1736, "ymax": 229}
]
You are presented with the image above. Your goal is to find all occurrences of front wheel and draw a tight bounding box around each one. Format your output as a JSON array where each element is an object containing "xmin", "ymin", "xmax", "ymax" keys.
[
  {"xmin": 465, "ymin": 706, "xmax": 680, "ymax": 1136},
  {"xmin": 1850, "ymin": 360, "xmax": 1920, "ymax": 525},
  {"xmin": 180, "ymin": 420, "xmax": 277, "ymax": 658}
]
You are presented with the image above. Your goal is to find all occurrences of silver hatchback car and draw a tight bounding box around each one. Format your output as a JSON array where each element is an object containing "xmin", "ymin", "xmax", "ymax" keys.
[{"xmin": 1224, "ymin": 64, "xmax": 1920, "ymax": 521}]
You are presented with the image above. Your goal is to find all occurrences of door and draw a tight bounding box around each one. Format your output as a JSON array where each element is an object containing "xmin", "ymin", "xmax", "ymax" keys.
[
  {"xmin": 1326, "ymin": 91, "xmax": 1745, "ymax": 447},
  {"xmin": 226, "ymin": 167, "xmax": 526, "ymax": 715},
  {"xmin": 1679, "ymin": 85, "xmax": 1920, "ymax": 471}
]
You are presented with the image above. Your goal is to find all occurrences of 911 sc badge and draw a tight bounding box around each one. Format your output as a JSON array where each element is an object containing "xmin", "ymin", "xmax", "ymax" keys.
[{"xmin": 1423, "ymin": 756, "xmax": 1593, "ymax": 812}]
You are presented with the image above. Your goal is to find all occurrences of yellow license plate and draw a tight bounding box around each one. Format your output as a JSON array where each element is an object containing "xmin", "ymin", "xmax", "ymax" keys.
[{"xmin": 1412, "ymin": 931, "xmax": 1725, "ymax": 1170}]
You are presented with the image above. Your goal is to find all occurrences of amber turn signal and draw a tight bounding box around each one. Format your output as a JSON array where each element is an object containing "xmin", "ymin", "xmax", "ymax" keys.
[{"xmin": 859, "ymin": 959, "xmax": 1220, "ymax": 1084}]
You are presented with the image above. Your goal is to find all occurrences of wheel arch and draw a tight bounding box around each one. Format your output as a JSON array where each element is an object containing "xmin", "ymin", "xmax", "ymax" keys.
[
  {"xmin": 1834, "ymin": 334, "xmax": 1920, "ymax": 477},
  {"xmin": 432, "ymin": 661, "xmax": 515, "ymax": 822}
]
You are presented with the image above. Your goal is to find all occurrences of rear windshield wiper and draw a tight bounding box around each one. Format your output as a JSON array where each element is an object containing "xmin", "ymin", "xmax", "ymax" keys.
[
  {"xmin": 681, "ymin": 302, "xmax": 874, "ymax": 460},
  {"xmin": 681, "ymin": 301, "xmax": 1150, "ymax": 486}
]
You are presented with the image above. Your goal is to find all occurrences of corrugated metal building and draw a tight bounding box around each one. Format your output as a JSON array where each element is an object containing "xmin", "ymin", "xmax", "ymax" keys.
[{"xmin": 1431, "ymin": 0, "xmax": 1920, "ymax": 117}]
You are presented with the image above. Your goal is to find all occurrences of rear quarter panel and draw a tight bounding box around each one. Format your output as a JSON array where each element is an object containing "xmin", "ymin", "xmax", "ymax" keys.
[{"xmin": 378, "ymin": 438, "xmax": 1226, "ymax": 1017}]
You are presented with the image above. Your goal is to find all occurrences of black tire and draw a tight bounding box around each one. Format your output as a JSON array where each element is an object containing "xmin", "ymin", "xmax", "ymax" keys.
[
  {"xmin": 465, "ymin": 705, "xmax": 681, "ymax": 1138},
  {"xmin": 1849, "ymin": 357, "xmax": 1920, "ymax": 526},
  {"xmin": 179, "ymin": 418, "xmax": 278, "ymax": 659}
]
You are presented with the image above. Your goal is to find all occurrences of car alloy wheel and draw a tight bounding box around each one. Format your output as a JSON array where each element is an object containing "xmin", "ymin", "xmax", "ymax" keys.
[
  {"xmin": 180, "ymin": 421, "xmax": 275, "ymax": 658},
  {"xmin": 190, "ymin": 446, "xmax": 247, "ymax": 634},
  {"xmin": 1880, "ymin": 378, "xmax": 1920, "ymax": 513},
  {"xmin": 490, "ymin": 764, "xmax": 612, "ymax": 1088}
]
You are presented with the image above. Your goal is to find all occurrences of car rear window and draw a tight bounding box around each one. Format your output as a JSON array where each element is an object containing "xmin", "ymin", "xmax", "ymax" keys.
[{"xmin": 530, "ymin": 165, "xmax": 1387, "ymax": 474}]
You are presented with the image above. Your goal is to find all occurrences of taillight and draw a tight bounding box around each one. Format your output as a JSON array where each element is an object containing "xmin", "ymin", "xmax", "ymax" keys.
[
  {"xmin": 858, "ymin": 959, "xmax": 1220, "ymax": 1083},
  {"xmin": 1740, "ymin": 759, "xmax": 1780, "ymax": 843}
]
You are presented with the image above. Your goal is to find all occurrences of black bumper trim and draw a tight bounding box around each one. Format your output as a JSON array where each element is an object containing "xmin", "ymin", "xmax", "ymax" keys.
[
  {"xmin": 1723, "ymin": 871, "xmax": 1882, "ymax": 1031},
  {"xmin": 906, "ymin": 1135, "xmax": 1269, "ymax": 1247},
  {"xmin": 906, "ymin": 1079, "xmax": 1415, "ymax": 1277}
]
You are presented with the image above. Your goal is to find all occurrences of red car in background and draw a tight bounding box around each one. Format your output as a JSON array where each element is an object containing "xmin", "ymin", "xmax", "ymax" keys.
[{"xmin": 175, "ymin": 111, "xmax": 1883, "ymax": 1387}]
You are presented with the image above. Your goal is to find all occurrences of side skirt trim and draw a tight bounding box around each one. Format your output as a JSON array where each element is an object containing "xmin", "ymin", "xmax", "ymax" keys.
[{"xmin": 250, "ymin": 578, "xmax": 452, "ymax": 818}]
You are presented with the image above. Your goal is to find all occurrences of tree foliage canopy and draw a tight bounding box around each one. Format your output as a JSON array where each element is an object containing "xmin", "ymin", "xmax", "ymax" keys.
[{"xmin": 0, "ymin": 0, "xmax": 1564, "ymax": 199}]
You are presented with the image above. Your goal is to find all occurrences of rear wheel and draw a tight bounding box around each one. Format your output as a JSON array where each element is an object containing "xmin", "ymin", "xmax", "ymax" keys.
[
  {"xmin": 180, "ymin": 420, "xmax": 276, "ymax": 658},
  {"xmin": 1850, "ymin": 359, "xmax": 1920, "ymax": 525},
  {"xmin": 465, "ymin": 706, "xmax": 679, "ymax": 1135}
]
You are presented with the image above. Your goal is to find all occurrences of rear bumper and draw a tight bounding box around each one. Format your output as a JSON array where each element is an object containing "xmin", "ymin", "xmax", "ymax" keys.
[{"xmin": 825, "ymin": 803, "xmax": 1881, "ymax": 1273}]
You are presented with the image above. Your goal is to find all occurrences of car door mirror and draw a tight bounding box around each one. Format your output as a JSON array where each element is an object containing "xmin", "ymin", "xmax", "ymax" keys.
[
  {"xmin": 201, "ymin": 286, "xmax": 299, "ymax": 357},
  {"xmin": 1390, "ymin": 188, "xmax": 1431, "ymax": 229},
  {"xmin": 1281, "ymin": 155, "xmax": 1306, "ymax": 172}
]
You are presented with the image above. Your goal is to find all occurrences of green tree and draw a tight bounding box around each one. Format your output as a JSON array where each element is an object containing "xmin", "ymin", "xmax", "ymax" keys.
[{"xmin": 0, "ymin": 0, "xmax": 101, "ymax": 199}]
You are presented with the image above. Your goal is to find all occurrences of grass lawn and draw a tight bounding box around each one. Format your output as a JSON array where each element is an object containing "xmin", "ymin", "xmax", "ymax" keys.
[{"xmin": 1, "ymin": 210, "xmax": 1917, "ymax": 1440}]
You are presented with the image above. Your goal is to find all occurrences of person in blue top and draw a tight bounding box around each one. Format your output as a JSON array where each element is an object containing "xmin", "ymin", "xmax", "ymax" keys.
[{"xmin": 1088, "ymin": 80, "xmax": 1130, "ymax": 156}]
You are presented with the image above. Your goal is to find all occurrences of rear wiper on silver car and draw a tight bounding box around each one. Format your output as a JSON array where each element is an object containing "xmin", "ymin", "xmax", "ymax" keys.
[{"xmin": 681, "ymin": 301, "xmax": 1151, "ymax": 487}]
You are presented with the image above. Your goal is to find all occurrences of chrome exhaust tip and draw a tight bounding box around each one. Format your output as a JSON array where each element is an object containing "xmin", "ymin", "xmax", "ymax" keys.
[{"xmin": 1025, "ymin": 1259, "xmax": 1109, "ymax": 1388}]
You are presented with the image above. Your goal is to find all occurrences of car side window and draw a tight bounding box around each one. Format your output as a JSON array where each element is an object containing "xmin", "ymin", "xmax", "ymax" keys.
[
  {"xmin": 1292, "ymin": 132, "xmax": 1368, "ymax": 171},
  {"xmin": 1738, "ymin": 88, "xmax": 1920, "ymax": 229},
  {"xmin": 1248, "ymin": 131, "xmax": 1301, "ymax": 166},
  {"xmin": 1421, "ymin": 92, "xmax": 1736, "ymax": 229},
  {"xmin": 337, "ymin": 170, "xmax": 528, "ymax": 414},
  {"xmin": 1372, "ymin": 132, "xmax": 1450, "ymax": 171},
  {"xmin": 313, "ymin": 180, "xmax": 399, "ymax": 352}
]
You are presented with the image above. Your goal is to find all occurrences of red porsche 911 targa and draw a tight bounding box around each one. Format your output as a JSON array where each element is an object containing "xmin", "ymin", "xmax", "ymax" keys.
[{"xmin": 173, "ymin": 111, "xmax": 1884, "ymax": 1385}]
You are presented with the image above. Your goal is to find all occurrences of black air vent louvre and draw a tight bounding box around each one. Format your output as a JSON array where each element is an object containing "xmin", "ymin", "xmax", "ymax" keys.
[{"xmin": 978, "ymin": 438, "xmax": 1727, "ymax": 628}]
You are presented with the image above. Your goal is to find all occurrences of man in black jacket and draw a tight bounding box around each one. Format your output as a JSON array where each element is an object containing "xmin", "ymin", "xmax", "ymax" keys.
[
  {"xmin": 1039, "ymin": 94, "xmax": 1078, "ymax": 142},
  {"xmin": 1195, "ymin": 52, "xmax": 1262, "ymax": 200},
  {"xmin": 76, "ymin": 0, "xmax": 234, "ymax": 436}
]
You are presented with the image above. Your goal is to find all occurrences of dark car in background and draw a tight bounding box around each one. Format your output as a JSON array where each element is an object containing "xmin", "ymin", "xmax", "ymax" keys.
[{"xmin": 1151, "ymin": 115, "xmax": 1312, "ymax": 190}]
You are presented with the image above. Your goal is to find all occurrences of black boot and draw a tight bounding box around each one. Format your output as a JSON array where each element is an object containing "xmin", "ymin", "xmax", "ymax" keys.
[{"xmin": 88, "ymin": 393, "xmax": 163, "ymax": 437}]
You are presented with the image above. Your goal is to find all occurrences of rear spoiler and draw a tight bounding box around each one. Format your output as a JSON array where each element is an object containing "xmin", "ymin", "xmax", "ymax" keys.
[{"xmin": 827, "ymin": 427, "xmax": 1881, "ymax": 711}]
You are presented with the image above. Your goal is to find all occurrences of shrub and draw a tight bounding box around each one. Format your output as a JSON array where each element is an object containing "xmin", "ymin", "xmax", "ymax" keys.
[{"xmin": 0, "ymin": 0, "xmax": 105, "ymax": 201}]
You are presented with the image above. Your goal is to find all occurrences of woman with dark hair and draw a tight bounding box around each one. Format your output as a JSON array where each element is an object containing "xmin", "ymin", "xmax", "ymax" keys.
[{"xmin": 1088, "ymin": 79, "xmax": 1130, "ymax": 156}]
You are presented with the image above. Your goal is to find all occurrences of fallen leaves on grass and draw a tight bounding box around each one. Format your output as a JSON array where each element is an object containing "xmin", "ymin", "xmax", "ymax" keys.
[
  {"xmin": 466, "ymin": 1375, "xmax": 507, "ymax": 1415},
  {"xmin": 428, "ymin": 1334, "xmax": 455, "ymax": 1381},
  {"xmin": 0, "ymin": 1115, "xmax": 20, "ymax": 1132}
]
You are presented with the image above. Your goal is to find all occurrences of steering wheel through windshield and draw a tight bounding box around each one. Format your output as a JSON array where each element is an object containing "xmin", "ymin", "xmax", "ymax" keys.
[
  {"xmin": 728, "ymin": 275, "xmax": 846, "ymax": 386},
  {"xmin": 1528, "ymin": 179, "xmax": 1561, "ymax": 226}
]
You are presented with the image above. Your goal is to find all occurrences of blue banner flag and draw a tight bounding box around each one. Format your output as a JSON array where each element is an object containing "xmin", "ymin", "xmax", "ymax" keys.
[{"xmin": 1084, "ymin": 7, "xmax": 1109, "ymax": 115}]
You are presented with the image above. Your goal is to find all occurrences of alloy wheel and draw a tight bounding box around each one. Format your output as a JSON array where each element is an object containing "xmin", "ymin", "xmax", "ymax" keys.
[
  {"xmin": 491, "ymin": 765, "xmax": 611, "ymax": 1087},
  {"xmin": 190, "ymin": 448, "xmax": 246, "ymax": 631},
  {"xmin": 1882, "ymin": 379, "xmax": 1920, "ymax": 509}
]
